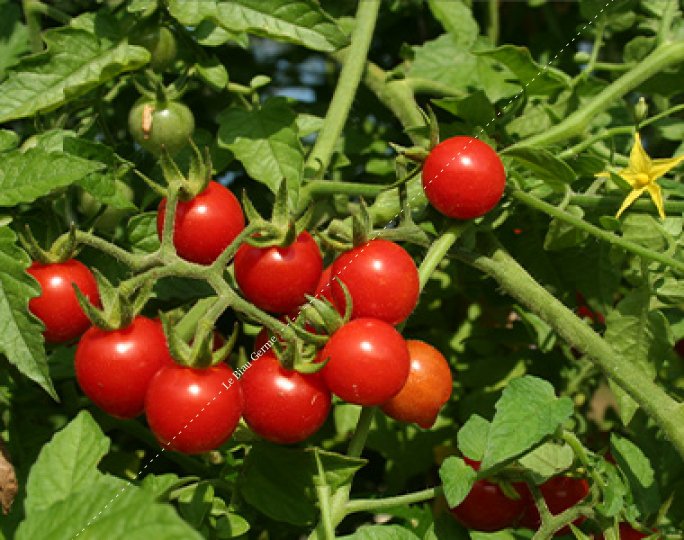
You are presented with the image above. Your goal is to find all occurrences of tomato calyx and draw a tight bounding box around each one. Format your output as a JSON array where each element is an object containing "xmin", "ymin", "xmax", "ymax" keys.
[
  {"xmin": 159, "ymin": 141, "xmax": 212, "ymax": 201},
  {"xmin": 161, "ymin": 314, "xmax": 238, "ymax": 369},
  {"xmin": 73, "ymin": 269, "xmax": 152, "ymax": 331},
  {"xmin": 19, "ymin": 224, "xmax": 79, "ymax": 264},
  {"xmin": 241, "ymin": 179, "xmax": 314, "ymax": 248}
]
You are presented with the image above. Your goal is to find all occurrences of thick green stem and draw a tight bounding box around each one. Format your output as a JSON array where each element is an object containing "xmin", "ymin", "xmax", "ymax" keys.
[
  {"xmin": 316, "ymin": 484, "xmax": 335, "ymax": 540},
  {"xmin": 418, "ymin": 223, "xmax": 467, "ymax": 290},
  {"xmin": 309, "ymin": 407, "xmax": 376, "ymax": 539},
  {"xmin": 22, "ymin": 0, "xmax": 43, "ymax": 53},
  {"xmin": 306, "ymin": 0, "xmax": 381, "ymax": 175},
  {"xmin": 510, "ymin": 188, "xmax": 684, "ymax": 274},
  {"xmin": 518, "ymin": 41, "xmax": 684, "ymax": 148},
  {"xmin": 452, "ymin": 237, "xmax": 684, "ymax": 460},
  {"xmin": 570, "ymin": 194, "xmax": 684, "ymax": 215},
  {"xmin": 302, "ymin": 180, "xmax": 388, "ymax": 200},
  {"xmin": 75, "ymin": 231, "xmax": 156, "ymax": 271},
  {"xmin": 488, "ymin": 0, "xmax": 499, "ymax": 46},
  {"xmin": 406, "ymin": 78, "xmax": 466, "ymax": 97},
  {"xmin": 657, "ymin": 0, "xmax": 677, "ymax": 45},
  {"xmin": 28, "ymin": 1, "xmax": 70, "ymax": 24},
  {"xmin": 345, "ymin": 486, "xmax": 441, "ymax": 515}
]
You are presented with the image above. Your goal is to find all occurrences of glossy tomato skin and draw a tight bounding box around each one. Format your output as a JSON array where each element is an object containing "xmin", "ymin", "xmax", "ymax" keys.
[
  {"xmin": 157, "ymin": 181, "xmax": 245, "ymax": 265},
  {"xmin": 422, "ymin": 136, "xmax": 506, "ymax": 220},
  {"xmin": 598, "ymin": 524, "xmax": 648, "ymax": 540},
  {"xmin": 520, "ymin": 476, "xmax": 590, "ymax": 535},
  {"xmin": 449, "ymin": 459, "xmax": 526, "ymax": 531},
  {"xmin": 320, "ymin": 318, "xmax": 410, "ymax": 406},
  {"xmin": 234, "ymin": 231, "xmax": 323, "ymax": 314},
  {"xmin": 381, "ymin": 340, "xmax": 453, "ymax": 428},
  {"xmin": 145, "ymin": 363, "xmax": 242, "ymax": 454},
  {"xmin": 128, "ymin": 98, "xmax": 194, "ymax": 155},
  {"xmin": 450, "ymin": 480, "xmax": 527, "ymax": 531},
  {"xmin": 314, "ymin": 265, "xmax": 335, "ymax": 304},
  {"xmin": 28, "ymin": 259, "xmax": 100, "ymax": 343},
  {"xmin": 240, "ymin": 353, "xmax": 331, "ymax": 444},
  {"xmin": 331, "ymin": 239, "xmax": 419, "ymax": 325},
  {"xmin": 75, "ymin": 316, "xmax": 174, "ymax": 418}
]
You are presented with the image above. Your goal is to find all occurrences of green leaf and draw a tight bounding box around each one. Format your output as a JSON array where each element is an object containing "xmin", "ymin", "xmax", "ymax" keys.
[
  {"xmin": 0, "ymin": 129, "xmax": 19, "ymax": 151},
  {"xmin": 0, "ymin": 148, "xmax": 104, "ymax": 207},
  {"xmin": 518, "ymin": 442, "xmax": 574, "ymax": 482},
  {"xmin": 195, "ymin": 57, "xmax": 229, "ymax": 91},
  {"xmin": 438, "ymin": 457, "xmax": 477, "ymax": 508},
  {"xmin": 338, "ymin": 525, "xmax": 421, "ymax": 540},
  {"xmin": 604, "ymin": 287, "xmax": 670, "ymax": 424},
  {"xmin": 25, "ymin": 411, "xmax": 109, "ymax": 513},
  {"xmin": 0, "ymin": 28, "xmax": 149, "ymax": 123},
  {"xmin": 475, "ymin": 45, "xmax": 569, "ymax": 96},
  {"xmin": 0, "ymin": 226, "xmax": 56, "ymax": 398},
  {"xmin": 431, "ymin": 91, "xmax": 495, "ymax": 130},
  {"xmin": 593, "ymin": 459, "xmax": 627, "ymax": 518},
  {"xmin": 125, "ymin": 213, "xmax": 160, "ymax": 254},
  {"xmin": 17, "ymin": 476, "xmax": 203, "ymax": 540},
  {"xmin": 167, "ymin": 0, "xmax": 348, "ymax": 52},
  {"xmin": 502, "ymin": 146, "xmax": 576, "ymax": 189},
  {"xmin": 544, "ymin": 205, "xmax": 589, "ymax": 250},
  {"xmin": 407, "ymin": 35, "xmax": 479, "ymax": 92},
  {"xmin": 480, "ymin": 376, "xmax": 574, "ymax": 471},
  {"xmin": 239, "ymin": 443, "xmax": 365, "ymax": 526},
  {"xmin": 457, "ymin": 415, "xmax": 490, "ymax": 461},
  {"xmin": 426, "ymin": 0, "xmax": 478, "ymax": 48},
  {"xmin": 0, "ymin": 0, "xmax": 29, "ymax": 79},
  {"xmin": 611, "ymin": 435, "xmax": 660, "ymax": 517},
  {"xmin": 217, "ymin": 98, "xmax": 304, "ymax": 204}
]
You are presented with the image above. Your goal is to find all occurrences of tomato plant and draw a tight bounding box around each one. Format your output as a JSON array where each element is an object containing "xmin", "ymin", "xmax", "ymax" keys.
[
  {"xmin": 331, "ymin": 239, "xmax": 419, "ymax": 325},
  {"xmin": 234, "ymin": 231, "xmax": 323, "ymax": 314},
  {"xmin": 320, "ymin": 318, "xmax": 410, "ymax": 406},
  {"xmin": 240, "ymin": 352, "xmax": 331, "ymax": 444},
  {"xmin": 128, "ymin": 98, "xmax": 195, "ymax": 155},
  {"xmin": 145, "ymin": 363, "xmax": 243, "ymax": 454},
  {"xmin": 157, "ymin": 181, "xmax": 245, "ymax": 264},
  {"xmin": 74, "ymin": 316, "xmax": 175, "ymax": 419},
  {"xmin": 3, "ymin": 1, "xmax": 684, "ymax": 539},
  {"xmin": 27, "ymin": 259, "xmax": 101, "ymax": 343},
  {"xmin": 422, "ymin": 136, "xmax": 506, "ymax": 220},
  {"xmin": 380, "ymin": 340, "xmax": 452, "ymax": 428}
]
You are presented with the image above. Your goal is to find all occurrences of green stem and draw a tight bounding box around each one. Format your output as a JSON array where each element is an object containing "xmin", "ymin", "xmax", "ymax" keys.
[
  {"xmin": 561, "ymin": 431, "xmax": 604, "ymax": 490},
  {"xmin": 22, "ymin": 0, "xmax": 43, "ymax": 53},
  {"xmin": 581, "ymin": 17, "xmax": 605, "ymax": 80},
  {"xmin": 517, "ymin": 41, "xmax": 684, "ymax": 148},
  {"xmin": 75, "ymin": 230, "xmax": 155, "ymax": 271},
  {"xmin": 316, "ymin": 484, "xmax": 335, "ymax": 540},
  {"xmin": 657, "ymin": 0, "xmax": 677, "ymax": 45},
  {"xmin": 345, "ymin": 486, "xmax": 441, "ymax": 515},
  {"xmin": 570, "ymin": 194, "xmax": 684, "ymax": 215},
  {"xmin": 306, "ymin": 0, "xmax": 381, "ymax": 175},
  {"xmin": 558, "ymin": 126, "xmax": 633, "ymax": 159},
  {"xmin": 309, "ymin": 407, "xmax": 376, "ymax": 540},
  {"xmin": 160, "ymin": 184, "xmax": 179, "ymax": 259},
  {"xmin": 451, "ymin": 237, "xmax": 684, "ymax": 460},
  {"xmin": 418, "ymin": 223, "xmax": 466, "ymax": 290},
  {"xmin": 532, "ymin": 504, "xmax": 594, "ymax": 540},
  {"xmin": 28, "ymin": 1, "xmax": 71, "ymax": 24},
  {"xmin": 509, "ymin": 188, "xmax": 684, "ymax": 274},
  {"xmin": 226, "ymin": 81, "xmax": 253, "ymax": 96},
  {"xmin": 302, "ymin": 180, "xmax": 388, "ymax": 200},
  {"xmin": 488, "ymin": 0, "xmax": 499, "ymax": 46},
  {"xmin": 585, "ymin": 61, "xmax": 634, "ymax": 72}
]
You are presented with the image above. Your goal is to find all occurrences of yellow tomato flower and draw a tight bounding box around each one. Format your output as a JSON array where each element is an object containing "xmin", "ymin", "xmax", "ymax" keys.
[{"xmin": 596, "ymin": 132, "xmax": 684, "ymax": 219}]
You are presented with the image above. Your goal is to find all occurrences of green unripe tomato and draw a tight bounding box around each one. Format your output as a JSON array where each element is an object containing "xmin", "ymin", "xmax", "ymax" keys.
[
  {"xmin": 133, "ymin": 26, "xmax": 178, "ymax": 72},
  {"xmin": 128, "ymin": 98, "xmax": 195, "ymax": 156},
  {"xmin": 79, "ymin": 180, "xmax": 135, "ymax": 232}
]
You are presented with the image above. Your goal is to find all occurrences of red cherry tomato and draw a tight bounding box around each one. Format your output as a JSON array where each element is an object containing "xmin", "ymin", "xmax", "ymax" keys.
[
  {"xmin": 331, "ymin": 239, "xmax": 419, "ymax": 325},
  {"xmin": 27, "ymin": 259, "xmax": 100, "ymax": 344},
  {"xmin": 75, "ymin": 316, "xmax": 174, "ymax": 418},
  {"xmin": 422, "ymin": 136, "xmax": 506, "ymax": 220},
  {"xmin": 449, "ymin": 460, "xmax": 526, "ymax": 531},
  {"xmin": 320, "ymin": 318, "xmax": 410, "ymax": 406},
  {"xmin": 157, "ymin": 181, "xmax": 244, "ymax": 265},
  {"xmin": 520, "ymin": 476, "xmax": 590, "ymax": 535},
  {"xmin": 240, "ymin": 352, "xmax": 331, "ymax": 444},
  {"xmin": 145, "ymin": 363, "xmax": 242, "ymax": 454},
  {"xmin": 381, "ymin": 340, "xmax": 453, "ymax": 428},
  {"xmin": 234, "ymin": 231, "xmax": 323, "ymax": 314},
  {"xmin": 598, "ymin": 523, "xmax": 649, "ymax": 540},
  {"xmin": 314, "ymin": 265, "xmax": 335, "ymax": 304}
]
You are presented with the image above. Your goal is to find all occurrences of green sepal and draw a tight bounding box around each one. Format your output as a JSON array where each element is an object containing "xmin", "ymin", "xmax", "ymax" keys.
[
  {"xmin": 159, "ymin": 142, "xmax": 212, "ymax": 201},
  {"xmin": 271, "ymin": 179, "xmax": 291, "ymax": 231},
  {"xmin": 208, "ymin": 322, "xmax": 239, "ymax": 367},
  {"xmin": 241, "ymin": 189, "xmax": 266, "ymax": 223},
  {"xmin": 159, "ymin": 147, "xmax": 186, "ymax": 187},
  {"xmin": 497, "ymin": 479, "xmax": 524, "ymax": 501},
  {"xmin": 73, "ymin": 269, "xmax": 151, "ymax": 331},
  {"xmin": 160, "ymin": 310, "xmax": 192, "ymax": 366},
  {"xmin": 19, "ymin": 224, "xmax": 79, "ymax": 264},
  {"xmin": 133, "ymin": 169, "xmax": 167, "ymax": 197},
  {"xmin": 389, "ymin": 142, "xmax": 430, "ymax": 163},
  {"xmin": 294, "ymin": 203, "xmax": 315, "ymax": 236},
  {"xmin": 351, "ymin": 199, "xmax": 371, "ymax": 246},
  {"xmin": 426, "ymin": 103, "xmax": 440, "ymax": 149},
  {"xmin": 301, "ymin": 295, "xmax": 345, "ymax": 336}
]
